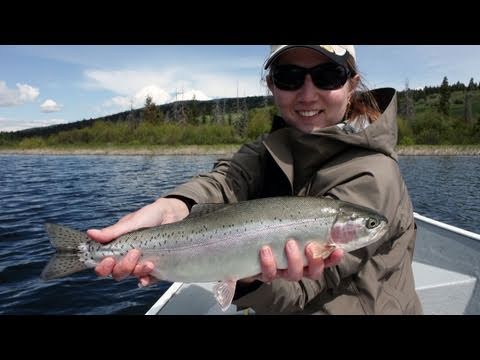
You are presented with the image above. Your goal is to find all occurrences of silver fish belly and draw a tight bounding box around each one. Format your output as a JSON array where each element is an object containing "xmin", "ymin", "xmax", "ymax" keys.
[{"xmin": 41, "ymin": 196, "xmax": 388, "ymax": 311}]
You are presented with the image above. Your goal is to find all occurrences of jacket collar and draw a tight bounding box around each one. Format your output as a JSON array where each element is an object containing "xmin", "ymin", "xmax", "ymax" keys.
[{"xmin": 263, "ymin": 88, "xmax": 398, "ymax": 193}]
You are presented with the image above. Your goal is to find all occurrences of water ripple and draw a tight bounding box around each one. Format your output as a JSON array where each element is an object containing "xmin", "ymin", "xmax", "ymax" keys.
[
  {"xmin": 0, "ymin": 154, "xmax": 218, "ymax": 315},
  {"xmin": 0, "ymin": 154, "xmax": 478, "ymax": 314}
]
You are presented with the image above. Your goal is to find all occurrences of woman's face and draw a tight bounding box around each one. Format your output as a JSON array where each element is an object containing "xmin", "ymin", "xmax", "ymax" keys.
[{"xmin": 268, "ymin": 47, "xmax": 359, "ymax": 133}]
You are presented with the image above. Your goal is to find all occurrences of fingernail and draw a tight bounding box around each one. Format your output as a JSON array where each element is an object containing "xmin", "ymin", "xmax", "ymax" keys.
[
  {"xmin": 143, "ymin": 263, "xmax": 154, "ymax": 272},
  {"xmin": 287, "ymin": 240, "xmax": 297, "ymax": 252},
  {"xmin": 261, "ymin": 246, "xmax": 271, "ymax": 258}
]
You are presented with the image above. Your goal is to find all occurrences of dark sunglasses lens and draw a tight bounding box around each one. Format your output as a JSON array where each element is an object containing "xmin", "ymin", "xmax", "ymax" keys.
[
  {"xmin": 272, "ymin": 63, "xmax": 350, "ymax": 91},
  {"xmin": 311, "ymin": 64, "xmax": 349, "ymax": 90},
  {"xmin": 272, "ymin": 65, "xmax": 305, "ymax": 90}
]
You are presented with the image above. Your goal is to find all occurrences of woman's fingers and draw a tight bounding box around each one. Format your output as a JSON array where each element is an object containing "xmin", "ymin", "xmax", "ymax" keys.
[
  {"xmin": 138, "ymin": 275, "xmax": 159, "ymax": 288},
  {"xmin": 133, "ymin": 261, "xmax": 155, "ymax": 278},
  {"xmin": 285, "ymin": 239, "xmax": 304, "ymax": 281},
  {"xmin": 305, "ymin": 242, "xmax": 326, "ymax": 280},
  {"xmin": 258, "ymin": 240, "xmax": 344, "ymax": 284},
  {"xmin": 259, "ymin": 246, "xmax": 277, "ymax": 282},
  {"xmin": 95, "ymin": 257, "xmax": 116, "ymax": 277},
  {"xmin": 111, "ymin": 249, "xmax": 141, "ymax": 281},
  {"xmin": 324, "ymin": 248, "xmax": 344, "ymax": 268},
  {"xmin": 87, "ymin": 221, "xmax": 139, "ymax": 244}
]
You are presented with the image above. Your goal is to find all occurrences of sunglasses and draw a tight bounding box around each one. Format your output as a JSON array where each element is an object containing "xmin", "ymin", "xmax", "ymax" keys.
[{"xmin": 271, "ymin": 63, "xmax": 353, "ymax": 91}]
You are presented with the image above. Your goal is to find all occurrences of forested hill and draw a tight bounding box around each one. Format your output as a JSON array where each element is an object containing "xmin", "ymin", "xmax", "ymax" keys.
[
  {"xmin": 9, "ymin": 95, "xmax": 274, "ymax": 139},
  {"xmin": 2, "ymin": 77, "xmax": 480, "ymax": 147}
]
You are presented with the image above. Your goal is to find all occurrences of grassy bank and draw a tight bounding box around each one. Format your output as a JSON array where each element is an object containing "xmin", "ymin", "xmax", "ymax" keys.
[
  {"xmin": 396, "ymin": 145, "xmax": 480, "ymax": 156},
  {"xmin": 0, "ymin": 144, "xmax": 242, "ymax": 156},
  {"xmin": 1, "ymin": 144, "xmax": 480, "ymax": 156}
]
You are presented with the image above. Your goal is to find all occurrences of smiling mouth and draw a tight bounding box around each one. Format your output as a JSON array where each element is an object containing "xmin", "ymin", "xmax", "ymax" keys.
[{"xmin": 297, "ymin": 110, "xmax": 322, "ymax": 117}]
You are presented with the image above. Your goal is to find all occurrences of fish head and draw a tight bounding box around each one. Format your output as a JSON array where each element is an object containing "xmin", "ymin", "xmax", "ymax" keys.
[{"xmin": 329, "ymin": 203, "xmax": 389, "ymax": 252}]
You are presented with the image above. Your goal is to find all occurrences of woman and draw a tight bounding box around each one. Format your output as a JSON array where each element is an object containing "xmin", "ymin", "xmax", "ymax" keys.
[{"xmin": 89, "ymin": 45, "xmax": 422, "ymax": 314}]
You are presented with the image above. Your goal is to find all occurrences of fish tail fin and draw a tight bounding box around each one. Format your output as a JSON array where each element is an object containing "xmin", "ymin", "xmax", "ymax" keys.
[
  {"xmin": 41, "ymin": 253, "xmax": 89, "ymax": 280},
  {"xmin": 41, "ymin": 223, "xmax": 90, "ymax": 280},
  {"xmin": 44, "ymin": 223, "xmax": 89, "ymax": 251}
]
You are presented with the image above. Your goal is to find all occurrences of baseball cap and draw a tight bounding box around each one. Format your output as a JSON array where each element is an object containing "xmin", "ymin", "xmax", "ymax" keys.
[{"xmin": 264, "ymin": 45, "xmax": 356, "ymax": 69}]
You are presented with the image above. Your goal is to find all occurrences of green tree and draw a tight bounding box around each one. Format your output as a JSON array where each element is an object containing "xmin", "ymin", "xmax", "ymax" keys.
[
  {"xmin": 468, "ymin": 77, "xmax": 476, "ymax": 91},
  {"xmin": 438, "ymin": 76, "xmax": 450, "ymax": 116},
  {"xmin": 187, "ymin": 95, "xmax": 199, "ymax": 125},
  {"xmin": 144, "ymin": 95, "xmax": 160, "ymax": 124},
  {"xmin": 397, "ymin": 116, "xmax": 415, "ymax": 145},
  {"xmin": 234, "ymin": 97, "xmax": 249, "ymax": 138},
  {"xmin": 464, "ymin": 89, "xmax": 473, "ymax": 124},
  {"xmin": 247, "ymin": 107, "xmax": 272, "ymax": 139}
]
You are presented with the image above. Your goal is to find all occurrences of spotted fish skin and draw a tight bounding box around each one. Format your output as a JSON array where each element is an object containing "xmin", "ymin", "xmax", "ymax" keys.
[{"xmin": 41, "ymin": 196, "xmax": 388, "ymax": 283}]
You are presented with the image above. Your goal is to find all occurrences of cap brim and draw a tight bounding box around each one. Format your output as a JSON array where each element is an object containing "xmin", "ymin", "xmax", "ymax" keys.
[{"xmin": 264, "ymin": 45, "xmax": 349, "ymax": 69}]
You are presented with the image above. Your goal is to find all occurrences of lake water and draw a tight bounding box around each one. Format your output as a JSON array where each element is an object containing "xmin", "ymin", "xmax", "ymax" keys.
[{"xmin": 1, "ymin": 154, "xmax": 479, "ymax": 314}]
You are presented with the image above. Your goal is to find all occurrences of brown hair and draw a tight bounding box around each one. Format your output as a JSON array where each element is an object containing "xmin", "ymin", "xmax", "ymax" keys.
[
  {"xmin": 345, "ymin": 56, "xmax": 381, "ymax": 122},
  {"xmin": 265, "ymin": 54, "xmax": 382, "ymax": 123}
]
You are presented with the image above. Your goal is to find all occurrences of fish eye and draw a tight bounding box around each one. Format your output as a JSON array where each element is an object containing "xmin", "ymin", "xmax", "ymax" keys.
[{"xmin": 366, "ymin": 218, "xmax": 378, "ymax": 229}]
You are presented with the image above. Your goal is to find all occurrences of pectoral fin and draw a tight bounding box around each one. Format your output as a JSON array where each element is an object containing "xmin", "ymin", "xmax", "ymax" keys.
[
  {"xmin": 213, "ymin": 279, "xmax": 237, "ymax": 312},
  {"xmin": 309, "ymin": 242, "xmax": 337, "ymax": 260}
]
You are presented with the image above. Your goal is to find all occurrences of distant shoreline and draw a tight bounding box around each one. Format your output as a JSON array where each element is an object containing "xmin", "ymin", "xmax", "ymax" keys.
[{"xmin": 1, "ymin": 144, "xmax": 480, "ymax": 156}]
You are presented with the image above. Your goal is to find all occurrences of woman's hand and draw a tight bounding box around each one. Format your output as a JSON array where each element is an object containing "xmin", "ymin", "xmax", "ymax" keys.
[
  {"xmin": 239, "ymin": 239, "xmax": 344, "ymax": 284},
  {"xmin": 87, "ymin": 197, "xmax": 190, "ymax": 286}
]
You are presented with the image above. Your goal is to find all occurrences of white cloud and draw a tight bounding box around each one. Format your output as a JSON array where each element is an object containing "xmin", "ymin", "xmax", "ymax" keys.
[
  {"xmin": 192, "ymin": 73, "xmax": 266, "ymax": 98},
  {"xmin": 83, "ymin": 69, "xmax": 178, "ymax": 95},
  {"xmin": 177, "ymin": 89, "xmax": 210, "ymax": 101},
  {"xmin": 84, "ymin": 67, "xmax": 266, "ymax": 114},
  {"xmin": 87, "ymin": 66, "xmax": 263, "ymax": 92},
  {"xmin": 102, "ymin": 85, "xmax": 172, "ymax": 112},
  {"xmin": 135, "ymin": 85, "xmax": 172, "ymax": 105},
  {"xmin": 40, "ymin": 99, "xmax": 62, "ymax": 113},
  {"xmin": 102, "ymin": 86, "xmax": 212, "ymax": 113},
  {"xmin": 0, "ymin": 117, "xmax": 65, "ymax": 132},
  {"xmin": 0, "ymin": 81, "xmax": 40, "ymax": 106}
]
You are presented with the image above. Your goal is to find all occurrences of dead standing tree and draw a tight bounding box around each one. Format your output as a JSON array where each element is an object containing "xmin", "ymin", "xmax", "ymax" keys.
[
  {"xmin": 404, "ymin": 79, "xmax": 415, "ymax": 121},
  {"xmin": 212, "ymin": 99, "xmax": 223, "ymax": 125},
  {"xmin": 234, "ymin": 96, "xmax": 248, "ymax": 138},
  {"xmin": 464, "ymin": 77, "xmax": 475, "ymax": 125},
  {"xmin": 126, "ymin": 99, "xmax": 139, "ymax": 130},
  {"xmin": 173, "ymin": 89, "xmax": 187, "ymax": 125}
]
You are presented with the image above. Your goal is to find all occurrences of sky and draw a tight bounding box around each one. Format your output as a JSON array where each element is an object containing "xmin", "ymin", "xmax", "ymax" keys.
[{"xmin": 1, "ymin": 45, "xmax": 480, "ymax": 132}]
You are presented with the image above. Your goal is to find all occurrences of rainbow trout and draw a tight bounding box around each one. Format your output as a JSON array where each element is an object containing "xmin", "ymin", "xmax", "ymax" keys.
[{"xmin": 41, "ymin": 196, "xmax": 388, "ymax": 311}]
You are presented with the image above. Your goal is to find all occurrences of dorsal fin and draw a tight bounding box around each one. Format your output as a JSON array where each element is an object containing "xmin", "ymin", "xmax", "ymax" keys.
[{"xmin": 187, "ymin": 203, "xmax": 229, "ymax": 219}]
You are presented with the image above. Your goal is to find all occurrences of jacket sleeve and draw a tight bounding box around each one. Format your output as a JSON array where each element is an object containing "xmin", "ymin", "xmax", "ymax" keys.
[
  {"xmin": 234, "ymin": 277, "xmax": 328, "ymax": 314},
  {"xmin": 164, "ymin": 135, "xmax": 268, "ymax": 204},
  {"xmin": 234, "ymin": 154, "xmax": 414, "ymax": 313}
]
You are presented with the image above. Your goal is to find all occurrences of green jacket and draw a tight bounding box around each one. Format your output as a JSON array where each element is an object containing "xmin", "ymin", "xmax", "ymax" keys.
[{"xmin": 166, "ymin": 87, "xmax": 423, "ymax": 314}]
